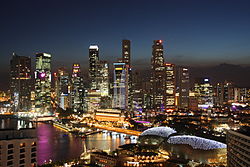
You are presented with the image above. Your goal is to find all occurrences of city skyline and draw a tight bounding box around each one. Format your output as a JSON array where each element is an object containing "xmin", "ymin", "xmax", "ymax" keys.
[
  {"xmin": 1, "ymin": 0, "xmax": 250, "ymax": 90},
  {"xmin": 1, "ymin": 1, "xmax": 250, "ymax": 166},
  {"xmin": 1, "ymin": 0, "xmax": 250, "ymax": 65}
]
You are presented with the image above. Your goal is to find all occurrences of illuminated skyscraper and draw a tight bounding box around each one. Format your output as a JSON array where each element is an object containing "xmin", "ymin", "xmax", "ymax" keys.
[
  {"xmin": 165, "ymin": 63, "xmax": 176, "ymax": 110},
  {"xmin": 194, "ymin": 78, "xmax": 213, "ymax": 109},
  {"xmin": 122, "ymin": 39, "xmax": 131, "ymax": 66},
  {"xmin": 71, "ymin": 63, "xmax": 84, "ymax": 112},
  {"xmin": 10, "ymin": 53, "xmax": 31, "ymax": 112},
  {"xmin": 151, "ymin": 40, "xmax": 165, "ymax": 111},
  {"xmin": 122, "ymin": 39, "xmax": 132, "ymax": 110},
  {"xmin": 176, "ymin": 67, "xmax": 190, "ymax": 109},
  {"xmin": 54, "ymin": 68, "xmax": 70, "ymax": 110},
  {"xmin": 214, "ymin": 81, "xmax": 234, "ymax": 105},
  {"xmin": 96, "ymin": 61, "xmax": 109, "ymax": 97},
  {"xmin": 113, "ymin": 62, "xmax": 129, "ymax": 109},
  {"xmin": 89, "ymin": 45, "xmax": 99, "ymax": 90},
  {"xmin": 35, "ymin": 53, "xmax": 51, "ymax": 114}
]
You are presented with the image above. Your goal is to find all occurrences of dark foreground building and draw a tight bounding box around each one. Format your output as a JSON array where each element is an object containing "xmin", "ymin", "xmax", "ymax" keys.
[
  {"xmin": 227, "ymin": 126, "xmax": 250, "ymax": 167},
  {"xmin": 0, "ymin": 128, "xmax": 37, "ymax": 167}
]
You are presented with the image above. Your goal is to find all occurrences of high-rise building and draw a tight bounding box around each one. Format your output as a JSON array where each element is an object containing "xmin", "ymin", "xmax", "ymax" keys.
[
  {"xmin": 176, "ymin": 67, "xmax": 190, "ymax": 109},
  {"xmin": 194, "ymin": 78, "xmax": 213, "ymax": 109},
  {"xmin": 10, "ymin": 53, "xmax": 31, "ymax": 112},
  {"xmin": 34, "ymin": 53, "xmax": 52, "ymax": 114},
  {"xmin": 71, "ymin": 63, "xmax": 84, "ymax": 112},
  {"xmin": 214, "ymin": 81, "xmax": 234, "ymax": 106},
  {"xmin": 227, "ymin": 126, "xmax": 250, "ymax": 167},
  {"xmin": 113, "ymin": 62, "xmax": 129, "ymax": 110},
  {"xmin": 151, "ymin": 40, "xmax": 165, "ymax": 111},
  {"xmin": 122, "ymin": 40, "xmax": 132, "ymax": 110},
  {"xmin": 122, "ymin": 39, "xmax": 131, "ymax": 67},
  {"xmin": 234, "ymin": 87, "xmax": 250, "ymax": 103},
  {"xmin": 96, "ymin": 61, "xmax": 109, "ymax": 97},
  {"xmin": 54, "ymin": 68, "xmax": 70, "ymax": 110},
  {"xmin": 132, "ymin": 71, "xmax": 143, "ymax": 116},
  {"xmin": 89, "ymin": 45, "xmax": 99, "ymax": 90},
  {"xmin": 165, "ymin": 63, "xmax": 176, "ymax": 110}
]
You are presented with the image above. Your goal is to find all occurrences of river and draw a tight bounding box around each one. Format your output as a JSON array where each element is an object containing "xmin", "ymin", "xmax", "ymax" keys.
[{"xmin": 0, "ymin": 118, "xmax": 136, "ymax": 166}]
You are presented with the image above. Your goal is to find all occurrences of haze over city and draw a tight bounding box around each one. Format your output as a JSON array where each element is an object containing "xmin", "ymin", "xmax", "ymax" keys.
[{"xmin": 1, "ymin": 0, "xmax": 250, "ymax": 90}]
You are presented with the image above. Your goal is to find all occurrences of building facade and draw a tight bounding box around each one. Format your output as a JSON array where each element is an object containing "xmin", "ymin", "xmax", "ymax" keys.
[
  {"xmin": 0, "ymin": 128, "xmax": 37, "ymax": 167},
  {"xmin": 54, "ymin": 68, "xmax": 71, "ymax": 110},
  {"xmin": 10, "ymin": 53, "xmax": 32, "ymax": 112},
  {"xmin": 122, "ymin": 40, "xmax": 133, "ymax": 110},
  {"xmin": 165, "ymin": 63, "xmax": 176, "ymax": 110},
  {"xmin": 89, "ymin": 45, "xmax": 99, "ymax": 90},
  {"xmin": 194, "ymin": 78, "xmax": 213, "ymax": 109},
  {"xmin": 150, "ymin": 40, "xmax": 165, "ymax": 111},
  {"xmin": 96, "ymin": 61, "xmax": 109, "ymax": 97},
  {"xmin": 34, "ymin": 53, "xmax": 52, "ymax": 114},
  {"xmin": 113, "ymin": 62, "xmax": 129, "ymax": 110},
  {"xmin": 227, "ymin": 127, "xmax": 250, "ymax": 167},
  {"xmin": 71, "ymin": 64, "xmax": 84, "ymax": 112},
  {"xmin": 176, "ymin": 66, "xmax": 190, "ymax": 109}
]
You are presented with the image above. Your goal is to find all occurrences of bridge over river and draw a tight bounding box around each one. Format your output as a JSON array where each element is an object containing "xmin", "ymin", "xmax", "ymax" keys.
[{"xmin": 93, "ymin": 124, "xmax": 142, "ymax": 136}]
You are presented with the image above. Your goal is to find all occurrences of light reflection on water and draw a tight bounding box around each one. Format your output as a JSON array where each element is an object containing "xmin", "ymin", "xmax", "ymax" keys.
[
  {"xmin": 0, "ymin": 118, "xmax": 136, "ymax": 166},
  {"xmin": 37, "ymin": 123, "xmax": 134, "ymax": 165}
]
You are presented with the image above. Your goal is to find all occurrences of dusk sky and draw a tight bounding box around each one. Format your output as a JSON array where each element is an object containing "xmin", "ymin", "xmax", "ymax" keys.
[{"xmin": 1, "ymin": 0, "xmax": 250, "ymax": 88}]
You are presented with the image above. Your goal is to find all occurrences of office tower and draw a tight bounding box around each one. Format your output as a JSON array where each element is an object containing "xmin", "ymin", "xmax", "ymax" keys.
[
  {"xmin": 71, "ymin": 63, "xmax": 84, "ymax": 112},
  {"xmin": 227, "ymin": 126, "xmax": 250, "ymax": 167},
  {"xmin": 194, "ymin": 78, "xmax": 213, "ymax": 109},
  {"xmin": 0, "ymin": 128, "xmax": 37, "ymax": 167},
  {"xmin": 96, "ymin": 61, "xmax": 109, "ymax": 97},
  {"xmin": 132, "ymin": 71, "xmax": 143, "ymax": 115},
  {"xmin": 122, "ymin": 39, "xmax": 132, "ymax": 110},
  {"xmin": 87, "ymin": 89, "xmax": 101, "ymax": 113},
  {"xmin": 113, "ymin": 62, "xmax": 129, "ymax": 109},
  {"xmin": 89, "ymin": 45, "xmax": 99, "ymax": 90},
  {"xmin": 165, "ymin": 63, "xmax": 176, "ymax": 110},
  {"xmin": 214, "ymin": 81, "xmax": 234, "ymax": 106},
  {"xmin": 122, "ymin": 39, "xmax": 131, "ymax": 66},
  {"xmin": 54, "ymin": 68, "xmax": 70, "ymax": 110},
  {"xmin": 151, "ymin": 40, "xmax": 165, "ymax": 111},
  {"xmin": 34, "ymin": 53, "xmax": 51, "ymax": 114},
  {"xmin": 234, "ymin": 87, "xmax": 250, "ymax": 103},
  {"xmin": 176, "ymin": 67, "xmax": 190, "ymax": 109},
  {"xmin": 10, "ymin": 53, "xmax": 31, "ymax": 112}
]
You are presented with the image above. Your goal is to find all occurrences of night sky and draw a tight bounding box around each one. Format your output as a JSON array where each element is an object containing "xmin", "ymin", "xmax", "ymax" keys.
[{"xmin": 1, "ymin": 0, "xmax": 250, "ymax": 89}]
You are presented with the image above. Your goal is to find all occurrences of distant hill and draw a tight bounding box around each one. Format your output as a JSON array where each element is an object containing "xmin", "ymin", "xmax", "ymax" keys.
[{"xmin": 189, "ymin": 63, "xmax": 250, "ymax": 87}]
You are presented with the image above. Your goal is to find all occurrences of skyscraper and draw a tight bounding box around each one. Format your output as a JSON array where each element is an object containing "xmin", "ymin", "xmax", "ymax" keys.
[
  {"xmin": 10, "ymin": 53, "xmax": 31, "ymax": 112},
  {"xmin": 165, "ymin": 63, "xmax": 176, "ymax": 110},
  {"xmin": 89, "ymin": 45, "xmax": 99, "ymax": 90},
  {"xmin": 122, "ymin": 39, "xmax": 132, "ymax": 110},
  {"xmin": 151, "ymin": 40, "xmax": 165, "ymax": 111},
  {"xmin": 96, "ymin": 61, "xmax": 109, "ymax": 97},
  {"xmin": 71, "ymin": 63, "xmax": 84, "ymax": 112},
  {"xmin": 35, "ymin": 53, "xmax": 52, "ymax": 114},
  {"xmin": 122, "ymin": 39, "xmax": 131, "ymax": 66},
  {"xmin": 176, "ymin": 67, "xmax": 190, "ymax": 109},
  {"xmin": 113, "ymin": 62, "xmax": 129, "ymax": 109},
  {"xmin": 54, "ymin": 68, "xmax": 70, "ymax": 110},
  {"xmin": 194, "ymin": 78, "xmax": 213, "ymax": 109}
]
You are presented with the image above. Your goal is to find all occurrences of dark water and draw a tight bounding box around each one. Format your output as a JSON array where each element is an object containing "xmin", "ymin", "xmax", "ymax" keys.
[{"xmin": 0, "ymin": 118, "xmax": 134, "ymax": 165}]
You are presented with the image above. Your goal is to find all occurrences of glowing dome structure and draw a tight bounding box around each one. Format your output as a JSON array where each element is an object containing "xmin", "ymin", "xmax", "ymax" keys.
[
  {"xmin": 167, "ymin": 135, "xmax": 227, "ymax": 150},
  {"xmin": 140, "ymin": 127, "xmax": 177, "ymax": 138}
]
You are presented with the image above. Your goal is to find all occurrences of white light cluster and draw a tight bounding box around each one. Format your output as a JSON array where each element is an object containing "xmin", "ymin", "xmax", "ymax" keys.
[
  {"xmin": 167, "ymin": 135, "xmax": 227, "ymax": 150},
  {"xmin": 140, "ymin": 127, "xmax": 176, "ymax": 138}
]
